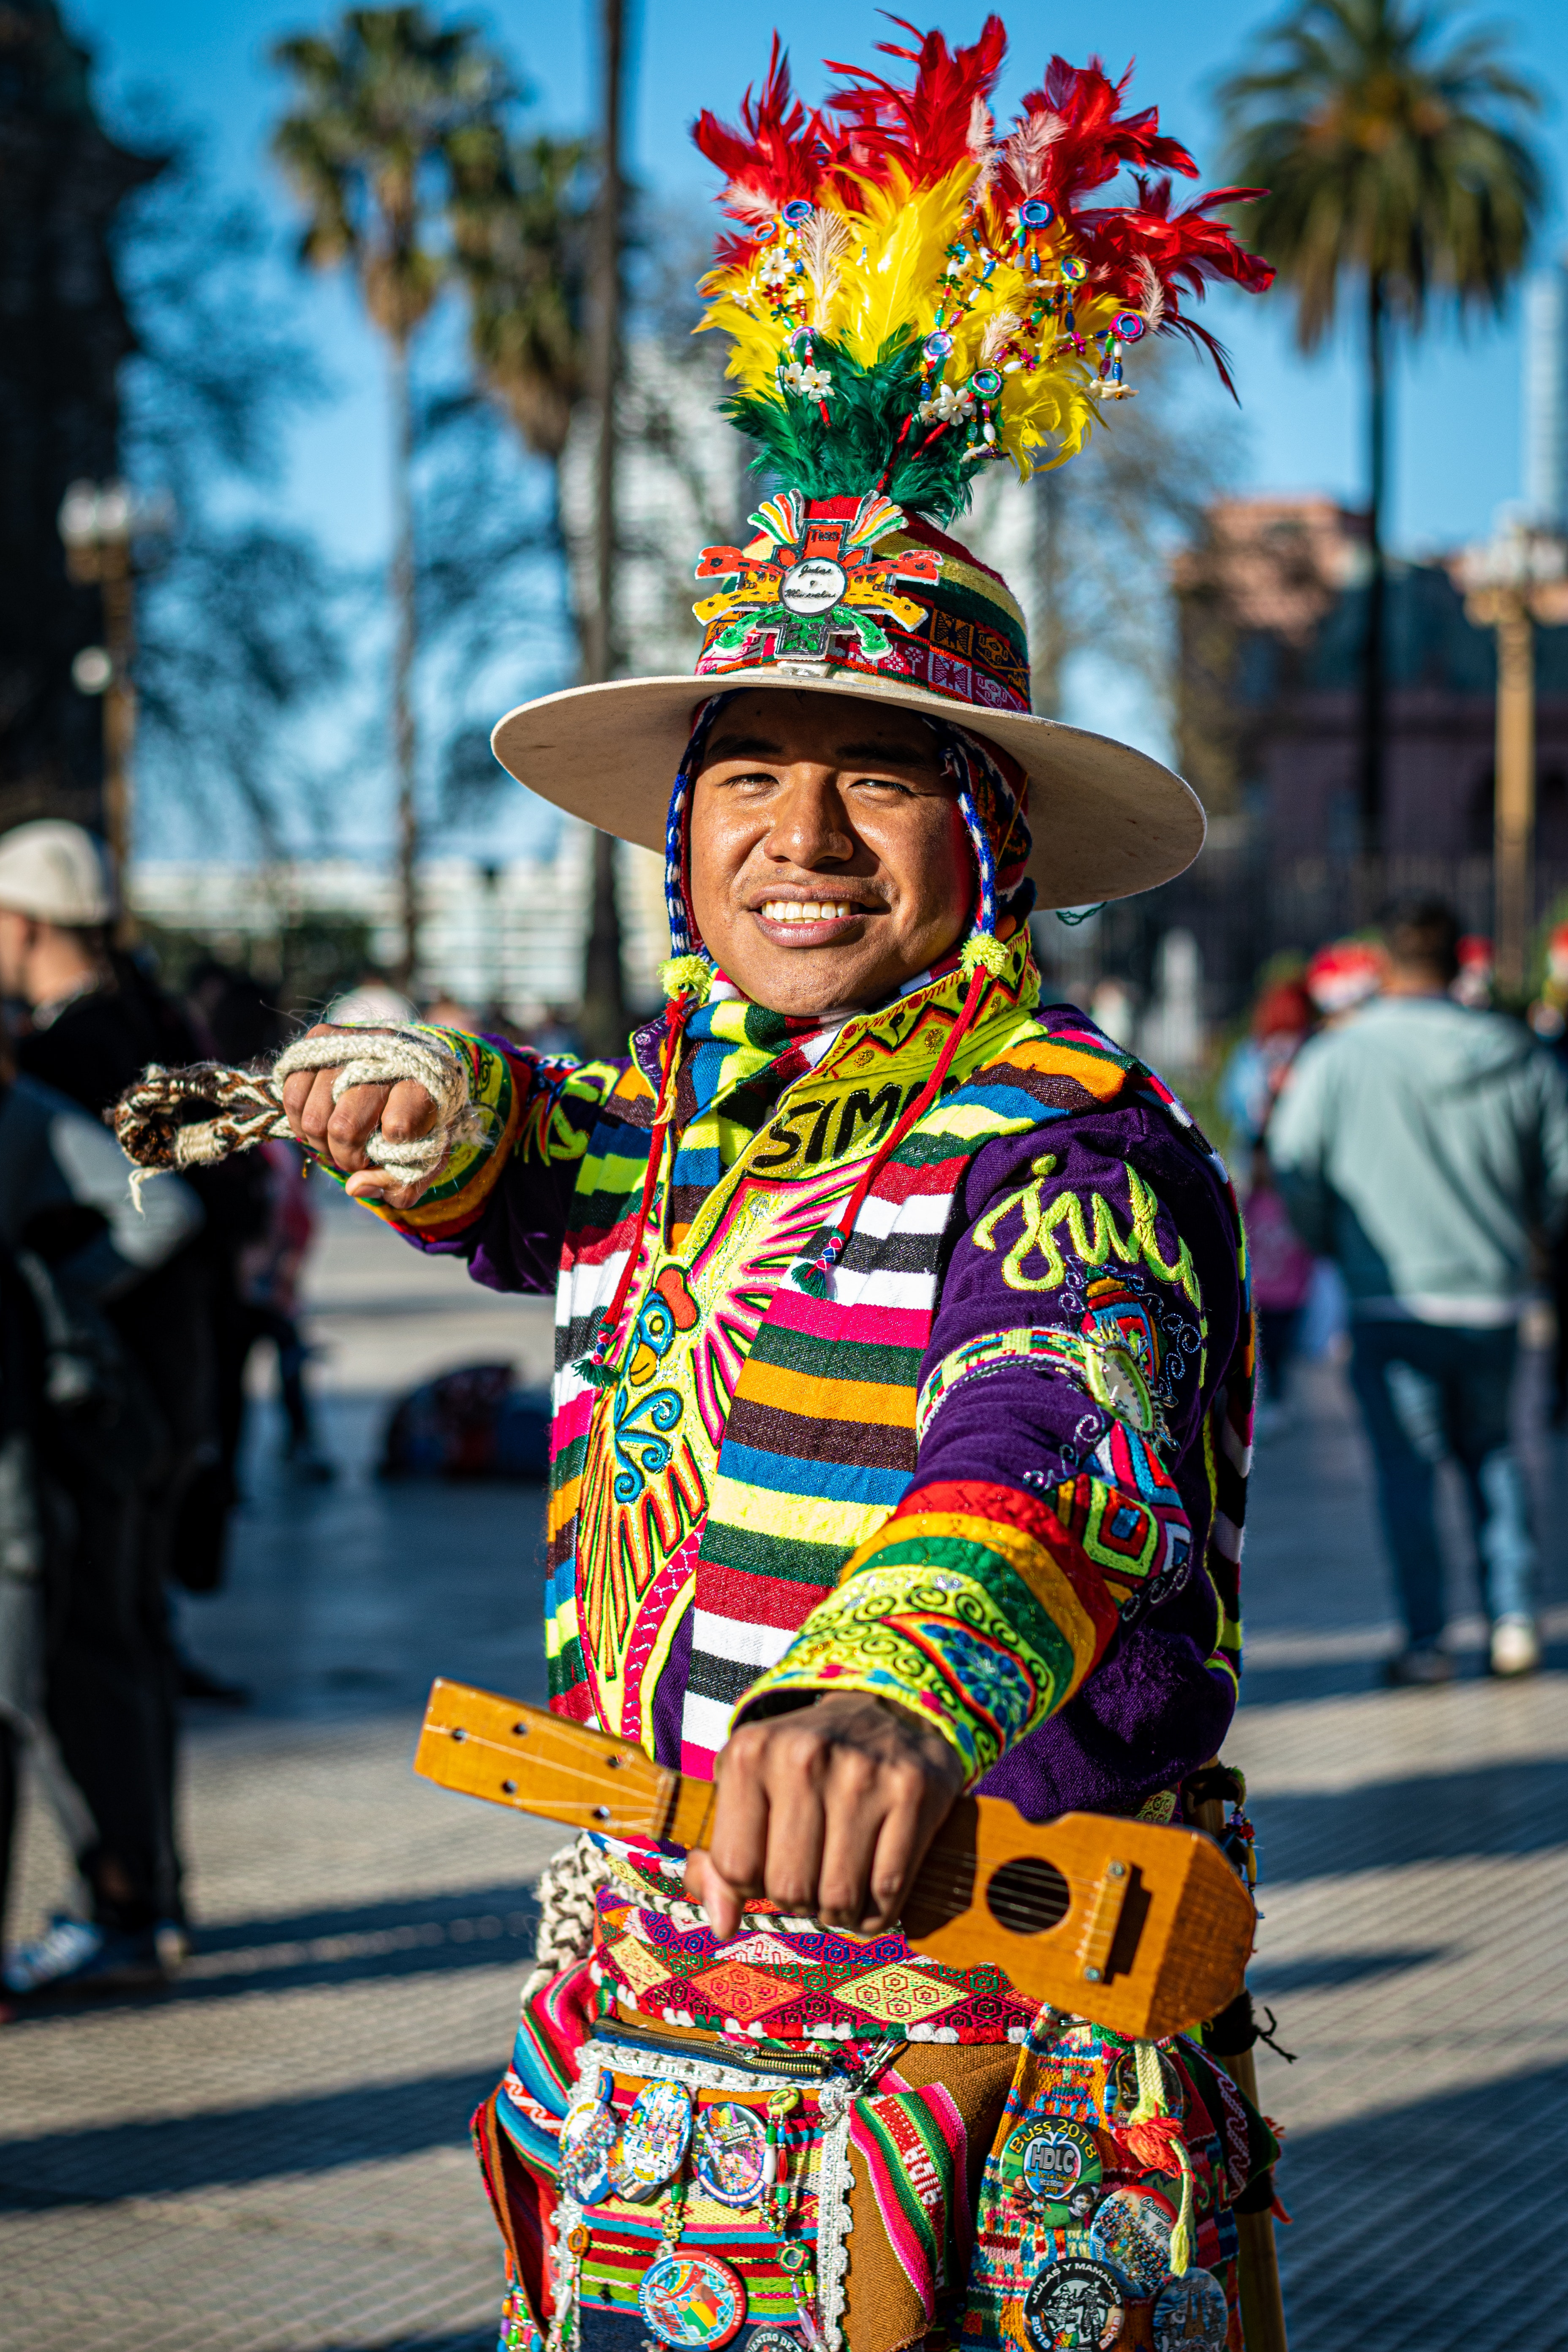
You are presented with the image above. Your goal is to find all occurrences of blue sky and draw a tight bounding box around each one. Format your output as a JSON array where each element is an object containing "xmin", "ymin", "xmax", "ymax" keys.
[{"xmin": 70, "ymin": 0, "xmax": 1568, "ymax": 851}]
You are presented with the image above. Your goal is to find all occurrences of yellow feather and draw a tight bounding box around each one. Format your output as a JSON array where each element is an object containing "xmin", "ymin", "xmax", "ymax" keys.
[
  {"xmin": 689, "ymin": 149, "xmax": 1142, "ymax": 486},
  {"xmin": 833, "ymin": 166, "xmax": 973, "ymax": 363}
]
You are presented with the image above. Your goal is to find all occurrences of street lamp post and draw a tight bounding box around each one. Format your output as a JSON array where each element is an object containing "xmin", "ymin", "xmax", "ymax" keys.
[
  {"xmin": 56, "ymin": 479, "xmax": 174, "ymax": 882},
  {"xmin": 1459, "ymin": 516, "xmax": 1568, "ymax": 998}
]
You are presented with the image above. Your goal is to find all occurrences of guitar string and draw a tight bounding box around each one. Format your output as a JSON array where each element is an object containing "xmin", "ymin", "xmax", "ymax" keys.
[
  {"xmin": 429, "ymin": 1734, "xmax": 1099, "ymax": 1938},
  {"xmin": 431, "ymin": 1732, "xmax": 1091, "ymax": 1921}
]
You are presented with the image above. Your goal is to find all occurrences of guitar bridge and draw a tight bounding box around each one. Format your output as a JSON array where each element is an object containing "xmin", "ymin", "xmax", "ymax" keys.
[{"xmin": 1078, "ymin": 1859, "xmax": 1149, "ymax": 1986}]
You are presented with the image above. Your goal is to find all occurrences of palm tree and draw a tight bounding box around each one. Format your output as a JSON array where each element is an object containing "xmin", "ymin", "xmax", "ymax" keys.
[
  {"xmin": 1219, "ymin": 0, "xmax": 1544, "ymax": 857},
  {"xmin": 454, "ymin": 0, "xmax": 629, "ymax": 1056},
  {"xmin": 272, "ymin": 8, "xmax": 512, "ymax": 985},
  {"xmin": 455, "ymin": 132, "xmax": 591, "ymax": 475}
]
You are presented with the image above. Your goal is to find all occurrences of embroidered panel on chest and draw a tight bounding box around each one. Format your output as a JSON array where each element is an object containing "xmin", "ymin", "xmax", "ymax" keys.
[{"xmin": 574, "ymin": 1169, "xmax": 862, "ymax": 1688}]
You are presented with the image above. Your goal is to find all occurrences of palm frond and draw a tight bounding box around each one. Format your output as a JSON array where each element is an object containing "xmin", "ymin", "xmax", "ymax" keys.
[{"xmin": 1216, "ymin": 0, "xmax": 1545, "ymax": 346}]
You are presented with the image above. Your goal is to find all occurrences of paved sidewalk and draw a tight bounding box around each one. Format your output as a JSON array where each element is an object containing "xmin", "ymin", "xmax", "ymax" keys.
[{"xmin": 2, "ymin": 1190, "xmax": 1565, "ymax": 2350}]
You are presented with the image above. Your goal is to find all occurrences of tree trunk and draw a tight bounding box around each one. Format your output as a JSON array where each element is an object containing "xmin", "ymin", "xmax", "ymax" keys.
[
  {"xmin": 390, "ymin": 335, "xmax": 420, "ymax": 992},
  {"xmin": 577, "ymin": 0, "xmax": 629, "ymax": 1060},
  {"xmin": 1359, "ymin": 271, "xmax": 1388, "ymax": 868}
]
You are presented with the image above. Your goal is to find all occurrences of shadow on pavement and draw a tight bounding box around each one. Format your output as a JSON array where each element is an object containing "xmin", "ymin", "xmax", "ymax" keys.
[
  {"xmin": 1239, "ymin": 1657, "xmax": 1396, "ymax": 1707},
  {"xmin": 1252, "ymin": 1754, "xmax": 1568, "ymax": 1880},
  {"xmin": 0, "ymin": 2066, "xmax": 498, "ymax": 2207},
  {"xmin": 294, "ymin": 2339, "xmax": 495, "ymax": 2352},
  {"xmin": 1250, "ymin": 1945, "xmax": 1448, "ymax": 1996},
  {"xmin": 1277, "ymin": 2061, "xmax": 1568, "ymax": 2352},
  {"xmin": 299, "ymin": 2341, "xmax": 494, "ymax": 2352},
  {"xmin": 1, "ymin": 1884, "xmax": 542, "ymax": 2021},
  {"xmin": 1239, "ymin": 1634, "xmax": 1568, "ymax": 1710}
]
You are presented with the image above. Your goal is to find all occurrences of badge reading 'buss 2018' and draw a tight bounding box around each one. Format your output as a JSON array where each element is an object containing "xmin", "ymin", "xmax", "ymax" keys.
[
  {"xmin": 637, "ymin": 2251, "xmax": 747, "ymax": 2347},
  {"xmin": 1001, "ymin": 2119, "xmax": 1103, "ymax": 2219}
]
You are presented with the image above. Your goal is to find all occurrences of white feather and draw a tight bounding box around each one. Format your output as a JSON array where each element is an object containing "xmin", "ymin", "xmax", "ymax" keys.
[
  {"xmin": 726, "ymin": 179, "xmax": 779, "ymax": 225},
  {"xmin": 1133, "ymin": 255, "xmax": 1165, "ymax": 334},
  {"xmin": 967, "ymin": 95, "xmax": 998, "ymax": 199},
  {"xmin": 1002, "ymin": 109, "xmax": 1064, "ymax": 199},
  {"xmin": 979, "ymin": 308, "xmax": 1022, "ymax": 362},
  {"xmin": 799, "ymin": 208, "xmax": 852, "ymax": 326}
]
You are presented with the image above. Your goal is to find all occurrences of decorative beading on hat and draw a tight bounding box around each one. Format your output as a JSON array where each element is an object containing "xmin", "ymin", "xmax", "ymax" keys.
[{"xmin": 684, "ymin": 20, "xmax": 1272, "ymax": 708}]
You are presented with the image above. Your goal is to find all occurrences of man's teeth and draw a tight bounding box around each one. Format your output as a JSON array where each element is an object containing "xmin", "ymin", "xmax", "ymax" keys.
[{"xmin": 760, "ymin": 901, "xmax": 856, "ymax": 925}]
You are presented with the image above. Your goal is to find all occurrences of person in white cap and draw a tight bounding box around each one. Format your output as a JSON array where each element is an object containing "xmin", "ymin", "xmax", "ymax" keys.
[
  {"xmin": 0, "ymin": 820, "xmax": 254, "ymax": 1987},
  {"xmin": 0, "ymin": 820, "xmax": 117, "ymax": 1054},
  {"xmin": 0, "ymin": 1009, "xmax": 203, "ymax": 1998}
]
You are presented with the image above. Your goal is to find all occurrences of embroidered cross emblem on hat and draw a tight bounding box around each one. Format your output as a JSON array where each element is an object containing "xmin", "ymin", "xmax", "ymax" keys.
[{"xmin": 694, "ymin": 490, "xmax": 942, "ymax": 668}]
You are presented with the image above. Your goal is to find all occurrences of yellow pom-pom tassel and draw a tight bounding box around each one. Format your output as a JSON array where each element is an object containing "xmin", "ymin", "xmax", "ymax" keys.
[
  {"xmin": 659, "ymin": 954, "xmax": 713, "ymax": 1004},
  {"xmin": 961, "ymin": 933, "xmax": 1009, "ymax": 978}
]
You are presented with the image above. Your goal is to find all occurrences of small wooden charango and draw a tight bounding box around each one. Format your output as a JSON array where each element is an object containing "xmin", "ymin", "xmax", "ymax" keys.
[{"xmin": 414, "ymin": 1678, "xmax": 1254, "ymax": 2043}]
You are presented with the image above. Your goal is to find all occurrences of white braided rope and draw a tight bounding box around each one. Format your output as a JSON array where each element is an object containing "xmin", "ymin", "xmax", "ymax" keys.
[
  {"xmin": 271, "ymin": 1027, "xmax": 488, "ymax": 1185},
  {"xmin": 147, "ymin": 1025, "xmax": 488, "ymax": 1194},
  {"xmin": 519, "ymin": 1834, "xmax": 609, "ymax": 2004}
]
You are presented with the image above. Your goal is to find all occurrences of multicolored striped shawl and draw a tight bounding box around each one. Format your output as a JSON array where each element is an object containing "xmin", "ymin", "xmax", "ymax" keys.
[{"xmin": 373, "ymin": 930, "xmax": 1250, "ymax": 1812}]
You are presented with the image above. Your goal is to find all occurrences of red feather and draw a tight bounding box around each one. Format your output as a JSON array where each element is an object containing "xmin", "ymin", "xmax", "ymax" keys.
[
  {"xmin": 824, "ymin": 15, "xmax": 1007, "ymax": 190},
  {"xmin": 688, "ymin": 23, "xmax": 1275, "ymax": 406},
  {"xmin": 1073, "ymin": 178, "xmax": 1275, "ymax": 396},
  {"xmin": 987, "ymin": 57, "xmax": 1194, "ymax": 223},
  {"xmin": 710, "ymin": 231, "xmax": 762, "ymax": 273},
  {"xmin": 691, "ymin": 35, "xmax": 832, "ymax": 218}
]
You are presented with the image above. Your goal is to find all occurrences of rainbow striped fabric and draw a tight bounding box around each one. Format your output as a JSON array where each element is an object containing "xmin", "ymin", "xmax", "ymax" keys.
[{"xmin": 373, "ymin": 930, "xmax": 1250, "ymax": 1813}]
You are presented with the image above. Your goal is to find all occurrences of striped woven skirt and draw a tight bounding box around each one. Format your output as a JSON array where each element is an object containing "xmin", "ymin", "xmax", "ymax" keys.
[{"xmin": 471, "ymin": 1840, "xmax": 1275, "ymax": 2352}]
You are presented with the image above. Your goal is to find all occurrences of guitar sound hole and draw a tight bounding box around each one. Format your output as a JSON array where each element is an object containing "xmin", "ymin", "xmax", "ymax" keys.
[{"xmin": 986, "ymin": 1855, "xmax": 1070, "ymax": 1937}]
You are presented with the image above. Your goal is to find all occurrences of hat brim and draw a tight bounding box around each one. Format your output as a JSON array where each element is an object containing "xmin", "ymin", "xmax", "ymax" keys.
[{"xmin": 490, "ymin": 668, "xmax": 1204, "ymax": 909}]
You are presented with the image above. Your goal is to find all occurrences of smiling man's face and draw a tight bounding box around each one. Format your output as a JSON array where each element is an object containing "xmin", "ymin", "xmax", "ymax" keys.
[{"xmin": 687, "ymin": 690, "xmax": 974, "ymax": 1016}]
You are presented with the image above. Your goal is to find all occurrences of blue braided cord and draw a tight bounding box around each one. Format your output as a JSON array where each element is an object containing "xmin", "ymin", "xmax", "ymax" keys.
[
  {"xmin": 663, "ymin": 691, "xmax": 734, "ymax": 961},
  {"xmin": 935, "ymin": 730, "xmax": 998, "ymax": 938}
]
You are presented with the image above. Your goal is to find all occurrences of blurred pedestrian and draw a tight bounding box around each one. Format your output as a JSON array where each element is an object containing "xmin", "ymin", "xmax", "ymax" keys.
[
  {"xmin": 1220, "ymin": 973, "xmax": 1318, "ymax": 1432},
  {"xmin": 233, "ymin": 1139, "xmax": 333, "ymax": 1482},
  {"xmin": 190, "ymin": 965, "xmax": 333, "ymax": 1487},
  {"xmin": 1453, "ymin": 934, "xmax": 1494, "ymax": 1010},
  {"xmin": 1244, "ymin": 1144, "xmax": 1317, "ymax": 1436},
  {"xmin": 324, "ymin": 975, "xmax": 415, "ymax": 1028},
  {"xmin": 0, "ymin": 822, "xmax": 249, "ymax": 1684},
  {"xmin": 1271, "ymin": 898, "xmax": 1568, "ymax": 1685},
  {"xmin": 1219, "ymin": 970, "xmax": 1315, "ymax": 1151},
  {"xmin": 0, "ymin": 1234, "xmax": 49, "ymax": 1998},
  {"xmin": 1527, "ymin": 922, "xmax": 1568, "ymax": 1421},
  {"xmin": 0, "ymin": 1008, "xmax": 202, "ymax": 1992},
  {"xmin": 1304, "ymin": 936, "xmax": 1384, "ymax": 1025}
]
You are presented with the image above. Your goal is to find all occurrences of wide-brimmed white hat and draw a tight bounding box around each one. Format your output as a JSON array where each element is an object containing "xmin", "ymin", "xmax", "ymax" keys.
[
  {"xmin": 491, "ymin": 511, "xmax": 1203, "ymax": 910},
  {"xmin": 492, "ymin": 666, "xmax": 1203, "ymax": 913}
]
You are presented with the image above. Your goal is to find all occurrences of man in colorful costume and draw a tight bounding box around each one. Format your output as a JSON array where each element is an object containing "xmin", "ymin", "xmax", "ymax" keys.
[{"xmin": 280, "ymin": 24, "xmax": 1277, "ymax": 2352}]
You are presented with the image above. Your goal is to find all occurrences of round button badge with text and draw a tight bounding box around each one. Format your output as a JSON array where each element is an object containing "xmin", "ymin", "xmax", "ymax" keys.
[{"xmin": 1023, "ymin": 2258, "xmax": 1127, "ymax": 2352}]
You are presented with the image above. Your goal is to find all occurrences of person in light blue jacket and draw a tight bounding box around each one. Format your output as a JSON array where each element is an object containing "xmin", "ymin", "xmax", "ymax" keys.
[{"xmin": 1270, "ymin": 899, "xmax": 1568, "ymax": 1684}]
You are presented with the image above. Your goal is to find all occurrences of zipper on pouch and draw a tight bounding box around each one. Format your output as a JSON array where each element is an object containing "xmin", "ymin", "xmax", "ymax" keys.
[{"xmin": 596, "ymin": 2022, "xmax": 833, "ymax": 2084}]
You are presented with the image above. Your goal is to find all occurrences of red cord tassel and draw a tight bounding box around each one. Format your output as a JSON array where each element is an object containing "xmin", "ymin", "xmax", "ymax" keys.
[{"xmin": 588, "ymin": 992, "xmax": 695, "ymax": 1371}]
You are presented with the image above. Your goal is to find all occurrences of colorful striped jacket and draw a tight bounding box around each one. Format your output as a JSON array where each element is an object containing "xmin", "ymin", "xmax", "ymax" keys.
[{"xmin": 376, "ymin": 933, "xmax": 1250, "ymax": 1819}]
